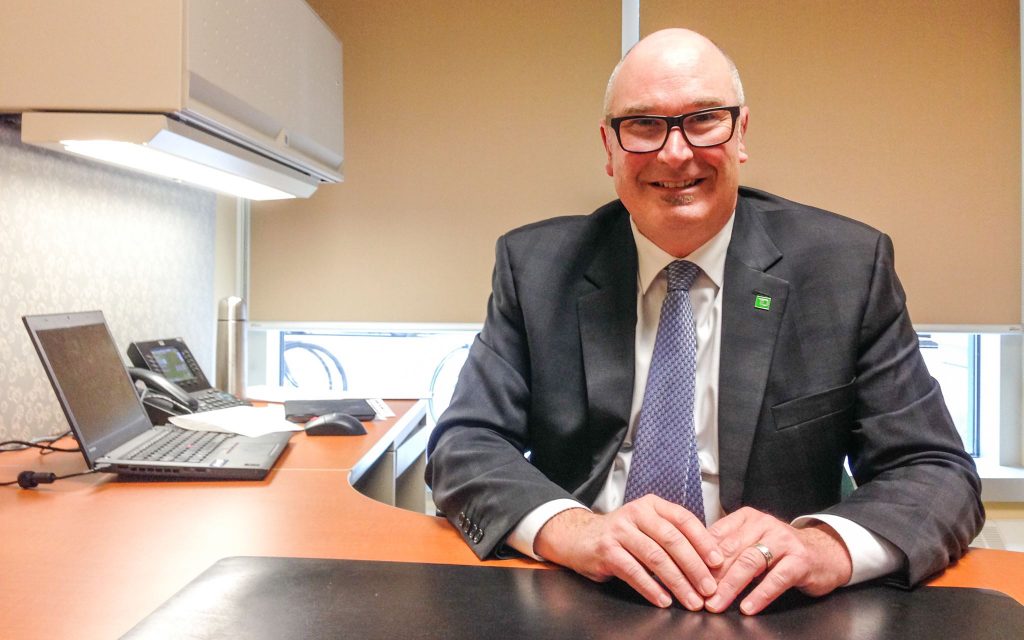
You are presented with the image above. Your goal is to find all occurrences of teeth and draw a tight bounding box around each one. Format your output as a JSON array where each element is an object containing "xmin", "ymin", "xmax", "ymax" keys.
[{"xmin": 656, "ymin": 179, "xmax": 699, "ymax": 188}]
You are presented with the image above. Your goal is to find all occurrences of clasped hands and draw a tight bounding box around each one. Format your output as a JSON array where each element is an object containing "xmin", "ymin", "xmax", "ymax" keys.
[{"xmin": 533, "ymin": 495, "xmax": 853, "ymax": 615}]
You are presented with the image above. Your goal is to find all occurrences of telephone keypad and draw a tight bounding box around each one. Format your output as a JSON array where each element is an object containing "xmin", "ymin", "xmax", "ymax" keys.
[{"xmin": 193, "ymin": 389, "xmax": 250, "ymax": 412}]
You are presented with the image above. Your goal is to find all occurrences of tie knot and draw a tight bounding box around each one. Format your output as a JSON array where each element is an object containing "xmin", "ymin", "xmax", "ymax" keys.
[{"xmin": 665, "ymin": 260, "xmax": 700, "ymax": 291}]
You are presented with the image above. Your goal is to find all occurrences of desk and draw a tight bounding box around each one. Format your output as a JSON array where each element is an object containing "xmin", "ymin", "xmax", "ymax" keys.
[{"xmin": 1, "ymin": 400, "xmax": 1021, "ymax": 639}]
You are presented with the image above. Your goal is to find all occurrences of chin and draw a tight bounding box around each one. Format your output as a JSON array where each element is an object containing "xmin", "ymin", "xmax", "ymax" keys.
[{"xmin": 660, "ymin": 201, "xmax": 714, "ymax": 226}]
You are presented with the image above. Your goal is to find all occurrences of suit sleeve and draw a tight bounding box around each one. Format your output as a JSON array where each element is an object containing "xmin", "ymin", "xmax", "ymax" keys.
[
  {"xmin": 425, "ymin": 235, "xmax": 577, "ymax": 559},
  {"xmin": 825, "ymin": 233, "xmax": 984, "ymax": 587}
]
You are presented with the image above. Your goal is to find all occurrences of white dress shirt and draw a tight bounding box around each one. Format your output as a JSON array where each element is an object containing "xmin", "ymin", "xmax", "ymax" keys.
[{"xmin": 508, "ymin": 213, "xmax": 900, "ymax": 586}]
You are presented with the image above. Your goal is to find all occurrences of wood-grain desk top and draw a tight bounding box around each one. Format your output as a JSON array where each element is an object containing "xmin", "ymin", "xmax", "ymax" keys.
[{"xmin": 1, "ymin": 400, "xmax": 1020, "ymax": 639}]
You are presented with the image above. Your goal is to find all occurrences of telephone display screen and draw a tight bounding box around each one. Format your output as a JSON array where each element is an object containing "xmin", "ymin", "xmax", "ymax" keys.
[{"xmin": 151, "ymin": 346, "xmax": 199, "ymax": 385}]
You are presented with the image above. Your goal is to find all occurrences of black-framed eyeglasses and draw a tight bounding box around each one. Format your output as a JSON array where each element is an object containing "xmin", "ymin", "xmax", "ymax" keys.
[{"xmin": 609, "ymin": 106, "xmax": 741, "ymax": 153}]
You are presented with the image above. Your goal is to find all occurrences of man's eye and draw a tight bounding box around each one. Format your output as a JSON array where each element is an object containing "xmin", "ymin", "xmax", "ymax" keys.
[
  {"xmin": 689, "ymin": 113, "xmax": 719, "ymax": 124},
  {"xmin": 623, "ymin": 118, "xmax": 665, "ymax": 133}
]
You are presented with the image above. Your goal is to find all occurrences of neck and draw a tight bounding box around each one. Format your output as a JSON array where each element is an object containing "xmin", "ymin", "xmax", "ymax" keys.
[{"xmin": 635, "ymin": 219, "xmax": 729, "ymax": 258}]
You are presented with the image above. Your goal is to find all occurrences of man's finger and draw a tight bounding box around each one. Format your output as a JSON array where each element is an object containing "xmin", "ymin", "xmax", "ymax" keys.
[
  {"xmin": 739, "ymin": 558, "xmax": 796, "ymax": 615},
  {"xmin": 634, "ymin": 516, "xmax": 716, "ymax": 601},
  {"xmin": 620, "ymin": 518, "xmax": 707, "ymax": 609},
  {"xmin": 643, "ymin": 503, "xmax": 724, "ymax": 598},
  {"xmin": 706, "ymin": 507, "xmax": 776, "ymax": 580},
  {"xmin": 602, "ymin": 545, "xmax": 677, "ymax": 609},
  {"xmin": 708, "ymin": 509, "xmax": 745, "ymax": 540},
  {"xmin": 704, "ymin": 542, "xmax": 774, "ymax": 613},
  {"xmin": 654, "ymin": 500, "xmax": 725, "ymax": 570}
]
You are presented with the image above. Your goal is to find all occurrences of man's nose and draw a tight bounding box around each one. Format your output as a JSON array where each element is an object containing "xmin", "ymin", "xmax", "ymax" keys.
[{"xmin": 658, "ymin": 127, "xmax": 694, "ymax": 164}]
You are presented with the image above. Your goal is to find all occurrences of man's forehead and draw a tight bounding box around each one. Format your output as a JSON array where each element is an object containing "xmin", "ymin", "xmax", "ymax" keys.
[{"xmin": 611, "ymin": 61, "xmax": 735, "ymax": 115}]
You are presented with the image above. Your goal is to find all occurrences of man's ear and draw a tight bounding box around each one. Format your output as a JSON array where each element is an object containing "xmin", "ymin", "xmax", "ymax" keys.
[
  {"xmin": 599, "ymin": 122, "xmax": 615, "ymax": 176},
  {"xmin": 737, "ymin": 107, "xmax": 750, "ymax": 164}
]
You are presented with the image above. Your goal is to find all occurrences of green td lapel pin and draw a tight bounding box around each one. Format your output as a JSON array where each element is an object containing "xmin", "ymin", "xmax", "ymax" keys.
[{"xmin": 754, "ymin": 293, "xmax": 772, "ymax": 311}]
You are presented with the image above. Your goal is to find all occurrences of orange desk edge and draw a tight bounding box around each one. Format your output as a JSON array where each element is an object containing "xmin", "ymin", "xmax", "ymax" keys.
[{"xmin": 1, "ymin": 400, "xmax": 1020, "ymax": 639}]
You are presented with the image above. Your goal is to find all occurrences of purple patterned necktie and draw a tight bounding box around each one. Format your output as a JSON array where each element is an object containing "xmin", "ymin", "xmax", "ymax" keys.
[{"xmin": 623, "ymin": 260, "xmax": 705, "ymax": 524}]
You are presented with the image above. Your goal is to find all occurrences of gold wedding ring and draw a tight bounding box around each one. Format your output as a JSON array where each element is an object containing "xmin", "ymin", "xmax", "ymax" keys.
[{"xmin": 752, "ymin": 542, "xmax": 774, "ymax": 570}]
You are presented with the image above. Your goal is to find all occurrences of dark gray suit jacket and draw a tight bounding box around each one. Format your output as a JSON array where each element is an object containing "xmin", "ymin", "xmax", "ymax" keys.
[{"xmin": 426, "ymin": 187, "xmax": 983, "ymax": 587}]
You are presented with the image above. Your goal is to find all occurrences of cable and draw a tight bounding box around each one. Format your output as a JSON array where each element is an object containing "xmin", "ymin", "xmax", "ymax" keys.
[
  {"xmin": 281, "ymin": 341, "xmax": 349, "ymax": 390},
  {"xmin": 0, "ymin": 438, "xmax": 81, "ymax": 454},
  {"xmin": 428, "ymin": 344, "xmax": 471, "ymax": 422},
  {"xmin": 138, "ymin": 387, "xmax": 194, "ymax": 416},
  {"xmin": 1, "ymin": 467, "xmax": 102, "ymax": 489},
  {"xmin": 293, "ymin": 345, "xmax": 334, "ymax": 388},
  {"xmin": 283, "ymin": 342, "xmax": 337, "ymax": 388},
  {"xmin": 34, "ymin": 429, "xmax": 71, "ymax": 443},
  {"xmin": 1, "ymin": 430, "xmax": 89, "ymax": 487},
  {"xmin": 0, "ymin": 429, "xmax": 75, "ymax": 452}
]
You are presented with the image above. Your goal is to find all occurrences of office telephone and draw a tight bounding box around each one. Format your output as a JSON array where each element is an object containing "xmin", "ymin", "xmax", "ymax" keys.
[{"xmin": 127, "ymin": 338, "xmax": 249, "ymax": 423}]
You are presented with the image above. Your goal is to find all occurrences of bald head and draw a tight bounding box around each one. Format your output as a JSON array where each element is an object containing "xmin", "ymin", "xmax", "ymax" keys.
[
  {"xmin": 597, "ymin": 27, "xmax": 750, "ymax": 258},
  {"xmin": 603, "ymin": 29, "xmax": 745, "ymax": 120}
]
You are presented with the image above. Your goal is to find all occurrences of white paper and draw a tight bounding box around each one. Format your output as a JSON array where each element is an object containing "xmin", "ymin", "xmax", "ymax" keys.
[
  {"xmin": 169, "ymin": 404, "xmax": 301, "ymax": 438},
  {"xmin": 366, "ymin": 398, "xmax": 395, "ymax": 419}
]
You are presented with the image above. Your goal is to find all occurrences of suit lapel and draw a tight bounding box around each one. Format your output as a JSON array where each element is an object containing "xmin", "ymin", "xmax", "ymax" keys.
[
  {"xmin": 576, "ymin": 208, "xmax": 637, "ymax": 504},
  {"xmin": 718, "ymin": 198, "xmax": 788, "ymax": 512}
]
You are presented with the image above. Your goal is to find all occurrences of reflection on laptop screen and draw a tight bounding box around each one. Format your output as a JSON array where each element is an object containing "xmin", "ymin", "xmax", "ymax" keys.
[{"xmin": 33, "ymin": 319, "xmax": 151, "ymax": 465}]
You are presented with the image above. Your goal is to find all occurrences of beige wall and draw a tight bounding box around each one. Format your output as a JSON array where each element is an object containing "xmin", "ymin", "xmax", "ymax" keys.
[
  {"xmin": 644, "ymin": 0, "xmax": 1021, "ymax": 326},
  {"xmin": 251, "ymin": 0, "xmax": 619, "ymax": 323},
  {"xmin": 0, "ymin": 122, "xmax": 217, "ymax": 442},
  {"xmin": 252, "ymin": 0, "xmax": 1021, "ymax": 326}
]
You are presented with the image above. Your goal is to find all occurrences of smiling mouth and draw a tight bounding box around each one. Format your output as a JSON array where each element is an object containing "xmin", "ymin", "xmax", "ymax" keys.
[{"xmin": 652, "ymin": 179, "xmax": 702, "ymax": 189}]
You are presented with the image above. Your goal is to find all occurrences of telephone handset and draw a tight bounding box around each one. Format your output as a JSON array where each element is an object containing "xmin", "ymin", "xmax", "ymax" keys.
[
  {"xmin": 128, "ymin": 366, "xmax": 199, "ymax": 412},
  {"xmin": 127, "ymin": 338, "xmax": 248, "ymax": 423}
]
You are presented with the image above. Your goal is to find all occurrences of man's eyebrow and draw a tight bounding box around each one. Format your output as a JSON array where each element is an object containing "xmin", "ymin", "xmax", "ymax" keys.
[
  {"xmin": 616, "ymin": 105, "xmax": 658, "ymax": 116},
  {"xmin": 615, "ymin": 99, "xmax": 729, "ymax": 117}
]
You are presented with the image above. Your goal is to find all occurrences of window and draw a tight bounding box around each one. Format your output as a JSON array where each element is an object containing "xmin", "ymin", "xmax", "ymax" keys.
[
  {"xmin": 918, "ymin": 331, "xmax": 1024, "ymax": 467},
  {"xmin": 248, "ymin": 323, "xmax": 480, "ymax": 422},
  {"xmin": 918, "ymin": 332, "xmax": 980, "ymax": 456},
  {"xmin": 248, "ymin": 324, "xmax": 1016, "ymax": 462}
]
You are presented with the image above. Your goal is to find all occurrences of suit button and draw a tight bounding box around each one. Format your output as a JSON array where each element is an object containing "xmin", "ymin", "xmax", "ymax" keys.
[
  {"xmin": 462, "ymin": 520, "xmax": 471, "ymax": 533},
  {"xmin": 457, "ymin": 512, "xmax": 466, "ymax": 525},
  {"xmin": 472, "ymin": 530, "xmax": 484, "ymax": 543}
]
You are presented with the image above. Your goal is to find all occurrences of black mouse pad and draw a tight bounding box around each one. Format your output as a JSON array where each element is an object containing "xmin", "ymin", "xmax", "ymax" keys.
[{"xmin": 121, "ymin": 556, "xmax": 1024, "ymax": 640}]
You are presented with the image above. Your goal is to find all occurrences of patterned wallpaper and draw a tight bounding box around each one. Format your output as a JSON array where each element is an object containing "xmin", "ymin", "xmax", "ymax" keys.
[{"xmin": 0, "ymin": 121, "xmax": 216, "ymax": 442}]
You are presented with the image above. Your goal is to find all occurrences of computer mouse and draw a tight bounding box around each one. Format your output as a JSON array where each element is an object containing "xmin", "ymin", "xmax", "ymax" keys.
[{"xmin": 304, "ymin": 412, "xmax": 368, "ymax": 436}]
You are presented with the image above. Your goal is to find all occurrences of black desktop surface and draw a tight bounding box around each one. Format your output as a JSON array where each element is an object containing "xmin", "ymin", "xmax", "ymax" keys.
[{"xmin": 122, "ymin": 556, "xmax": 1024, "ymax": 639}]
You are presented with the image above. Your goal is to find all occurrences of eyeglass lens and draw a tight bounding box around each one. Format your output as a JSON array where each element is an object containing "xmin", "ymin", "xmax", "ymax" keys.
[{"xmin": 617, "ymin": 109, "xmax": 736, "ymax": 152}]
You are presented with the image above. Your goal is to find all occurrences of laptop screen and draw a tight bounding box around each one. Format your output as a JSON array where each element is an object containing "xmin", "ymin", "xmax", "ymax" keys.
[{"xmin": 24, "ymin": 311, "xmax": 152, "ymax": 468}]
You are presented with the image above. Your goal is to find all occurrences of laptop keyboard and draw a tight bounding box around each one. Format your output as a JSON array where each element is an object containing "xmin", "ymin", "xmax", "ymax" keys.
[
  {"xmin": 193, "ymin": 389, "xmax": 250, "ymax": 412},
  {"xmin": 127, "ymin": 429, "xmax": 231, "ymax": 463}
]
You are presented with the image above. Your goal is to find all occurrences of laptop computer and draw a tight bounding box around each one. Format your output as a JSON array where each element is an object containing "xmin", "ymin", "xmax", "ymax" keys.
[{"xmin": 23, "ymin": 310, "xmax": 290, "ymax": 480}]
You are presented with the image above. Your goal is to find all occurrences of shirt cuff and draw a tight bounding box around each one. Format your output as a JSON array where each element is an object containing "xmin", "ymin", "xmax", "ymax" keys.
[
  {"xmin": 792, "ymin": 513, "xmax": 902, "ymax": 585},
  {"xmin": 506, "ymin": 499, "xmax": 591, "ymax": 561}
]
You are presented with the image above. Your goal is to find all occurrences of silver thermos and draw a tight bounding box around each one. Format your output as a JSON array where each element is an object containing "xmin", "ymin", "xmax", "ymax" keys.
[{"xmin": 216, "ymin": 296, "xmax": 247, "ymax": 398}]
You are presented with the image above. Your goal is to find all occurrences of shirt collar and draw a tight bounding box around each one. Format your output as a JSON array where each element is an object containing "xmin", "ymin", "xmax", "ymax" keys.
[{"xmin": 630, "ymin": 213, "xmax": 736, "ymax": 296}]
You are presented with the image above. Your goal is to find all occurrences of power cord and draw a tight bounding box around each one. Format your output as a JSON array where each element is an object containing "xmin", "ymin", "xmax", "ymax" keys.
[
  {"xmin": 1, "ymin": 430, "xmax": 94, "ymax": 489},
  {"xmin": 1, "ymin": 468, "xmax": 103, "ymax": 488},
  {"xmin": 0, "ymin": 436, "xmax": 81, "ymax": 454}
]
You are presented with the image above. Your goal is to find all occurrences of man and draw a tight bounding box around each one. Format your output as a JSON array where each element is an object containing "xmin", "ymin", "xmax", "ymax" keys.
[{"xmin": 426, "ymin": 28, "xmax": 983, "ymax": 615}]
